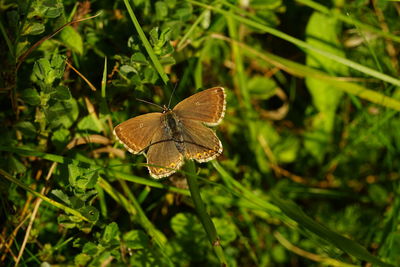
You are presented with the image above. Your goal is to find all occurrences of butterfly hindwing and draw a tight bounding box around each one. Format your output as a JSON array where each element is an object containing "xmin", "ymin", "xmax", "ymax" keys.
[
  {"xmin": 146, "ymin": 123, "xmax": 184, "ymax": 179},
  {"xmin": 173, "ymin": 87, "xmax": 226, "ymax": 126},
  {"xmin": 180, "ymin": 119, "xmax": 222, "ymax": 162}
]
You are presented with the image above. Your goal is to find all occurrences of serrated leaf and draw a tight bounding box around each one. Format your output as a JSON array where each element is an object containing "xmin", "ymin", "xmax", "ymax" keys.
[
  {"xmin": 68, "ymin": 164, "xmax": 99, "ymax": 190},
  {"xmin": 51, "ymin": 189, "xmax": 71, "ymax": 205},
  {"xmin": 123, "ymin": 230, "xmax": 149, "ymax": 249},
  {"xmin": 82, "ymin": 242, "xmax": 98, "ymax": 255},
  {"xmin": 102, "ymin": 222, "xmax": 120, "ymax": 244},
  {"xmin": 46, "ymin": 97, "xmax": 79, "ymax": 129},
  {"xmin": 32, "ymin": 58, "xmax": 52, "ymax": 84}
]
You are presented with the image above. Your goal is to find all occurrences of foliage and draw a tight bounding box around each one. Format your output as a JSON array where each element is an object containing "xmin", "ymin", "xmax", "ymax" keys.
[{"xmin": 1, "ymin": 0, "xmax": 399, "ymax": 266}]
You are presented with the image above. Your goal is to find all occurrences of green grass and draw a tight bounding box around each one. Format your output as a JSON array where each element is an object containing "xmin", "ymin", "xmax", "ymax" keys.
[{"xmin": 1, "ymin": 0, "xmax": 399, "ymax": 266}]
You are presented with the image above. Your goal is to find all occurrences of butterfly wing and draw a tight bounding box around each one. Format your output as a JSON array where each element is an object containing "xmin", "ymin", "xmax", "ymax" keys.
[
  {"xmin": 180, "ymin": 119, "xmax": 223, "ymax": 162},
  {"xmin": 146, "ymin": 125, "xmax": 184, "ymax": 179},
  {"xmin": 173, "ymin": 87, "xmax": 226, "ymax": 126},
  {"xmin": 114, "ymin": 112, "xmax": 162, "ymax": 154}
]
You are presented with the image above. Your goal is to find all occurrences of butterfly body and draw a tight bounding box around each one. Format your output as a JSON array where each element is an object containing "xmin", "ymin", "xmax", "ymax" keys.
[
  {"xmin": 114, "ymin": 87, "xmax": 226, "ymax": 179},
  {"xmin": 162, "ymin": 110, "xmax": 185, "ymax": 154}
]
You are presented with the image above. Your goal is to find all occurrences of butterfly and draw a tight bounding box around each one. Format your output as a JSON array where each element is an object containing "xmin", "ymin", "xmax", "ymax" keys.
[{"xmin": 113, "ymin": 87, "xmax": 226, "ymax": 179}]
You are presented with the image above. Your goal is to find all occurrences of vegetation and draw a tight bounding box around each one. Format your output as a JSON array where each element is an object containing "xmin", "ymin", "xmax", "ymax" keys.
[{"xmin": 1, "ymin": 0, "xmax": 399, "ymax": 266}]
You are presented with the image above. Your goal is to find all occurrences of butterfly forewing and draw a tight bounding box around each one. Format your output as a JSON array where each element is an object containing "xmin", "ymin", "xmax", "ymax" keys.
[
  {"xmin": 114, "ymin": 112, "xmax": 162, "ymax": 154},
  {"xmin": 146, "ymin": 124, "xmax": 184, "ymax": 179},
  {"xmin": 173, "ymin": 87, "xmax": 226, "ymax": 126},
  {"xmin": 181, "ymin": 119, "xmax": 222, "ymax": 162}
]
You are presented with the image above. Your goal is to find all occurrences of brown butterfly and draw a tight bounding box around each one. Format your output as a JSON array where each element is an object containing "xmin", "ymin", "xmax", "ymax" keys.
[{"xmin": 113, "ymin": 87, "xmax": 226, "ymax": 179}]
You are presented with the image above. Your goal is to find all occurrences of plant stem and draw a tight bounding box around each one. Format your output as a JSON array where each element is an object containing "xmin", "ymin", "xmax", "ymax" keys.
[{"xmin": 184, "ymin": 160, "xmax": 227, "ymax": 265}]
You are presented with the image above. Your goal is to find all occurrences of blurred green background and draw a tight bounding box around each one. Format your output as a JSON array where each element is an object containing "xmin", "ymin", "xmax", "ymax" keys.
[{"xmin": 1, "ymin": 0, "xmax": 399, "ymax": 266}]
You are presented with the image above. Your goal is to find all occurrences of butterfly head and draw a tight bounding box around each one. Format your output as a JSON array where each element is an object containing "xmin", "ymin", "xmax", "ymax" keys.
[{"xmin": 162, "ymin": 105, "xmax": 171, "ymax": 113}]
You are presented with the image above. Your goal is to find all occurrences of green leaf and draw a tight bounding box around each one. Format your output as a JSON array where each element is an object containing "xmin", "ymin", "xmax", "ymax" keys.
[
  {"xmin": 304, "ymin": 12, "xmax": 348, "ymax": 162},
  {"xmin": 51, "ymin": 128, "xmax": 70, "ymax": 151},
  {"xmin": 15, "ymin": 121, "xmax": 37, "ymax": 138},
  {"xmin": 58, "ymin": 214, "xmax": 78, "ymax": 229},
  {"xmin": 32, "ymin": 58, "xmax": 53, "ymax": 84},
  {"xmin": 120, "ymin": 65, "xmax": 137, "ymax": 75},
  {"xmin": 74, "ymin": 253, "xmax": 91, "ymax": 266},
  {"xmin": 8, "ymin": 156, "xmax": 27, "ymax": 174},
  {"xmin": 123, "ymin": 230, "xmax": 149, "ymax": 249},
  {"xmin": 31, "ymin": 55, "xmax": 66, "ymax": 86},
  {"xmin": 44, "ymin": 5, "xmax": 63, "ymax": 18},
  {"xmin": 59, "ymin": 26, "xmax": 83, "ymax": 55},
  {"xmin": 172, "ymin": 3, "xmax": 192, "ymax": 21},
  {"xmin": 102, "ymin": 222, "xmax": 120, "ymax": 244},
  {"xmin": 21, "ymin": 22, "xmax": 45, "ymax": 36},
  {"xmin": 159, "ymin": 56, "xmax": 176, "ymax": 65},
  {"xmin": 46, "ymin": 97, "xmax": 79, "ymax": 129},
  {"xmin": 143, "ymin": 66, "xmax": 158, "ymax": 83},
  {"xmin": 213, "ymin": 218, "xmax": 237, "ymax": 246},
  {"xmin": 79, "ymin": 206, "xmax": 99, "ymax": 223},
  {"xmin": 51, "ymin": 189, "xmax": 71, "ymax": 205},
  {"xmin": 77, "ymin": 115, "xmax": 103, "ymax": 133},
  {"xmin": 131, "ymin": 52, "xmax": 148, "ymax": 65},
  {"xmin": 171, "ymin": 213, "xmax": 203, "ymax": 237},
  {"xmin": 248, "ymin": 75, "xmax": 277, "ymax": 100},
  {"xmin": 15, "ymin": 40, "xmax": 30, "ymax": 59},
  {"xmin": 251, "ymin": 0, "xmax": 282, "ymax": 9},
  {"xmin": 155, "ymin": 1, "xmax": 168, "ymax": 20},
  {"xmin": 82, "ymin": 242, "xmax": 98, "ymax": 255},
  {"xmin": 21, "ymin": 88, "xmax": 41, "ymax": 106},
  {"xmin": 52, "ymin": 86, "xmax": 72, "ymax": 100},
  {"xmin": 273, "ymin": 135, "xmax": 300, "ymax": 163},
  {"xmin": 368, "ymin": 184, "xmax": 388, "ymax": 205},
  {"xmin": 68, "ymin": 164, "xmax": 99, "ymax": 190},
  {"xmin": 383, "ymin": 232, "xmax": 400, "ymax": 264}
]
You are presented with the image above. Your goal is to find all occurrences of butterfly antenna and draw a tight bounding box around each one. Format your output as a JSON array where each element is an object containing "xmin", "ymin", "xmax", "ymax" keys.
[
  {"xmin": 135, "ymin": 98, "xmax": 164, "ymax": 111},
  {"xmin": 167, "ymin": 83, "xmax": 178, "ymax": 109}
]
